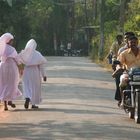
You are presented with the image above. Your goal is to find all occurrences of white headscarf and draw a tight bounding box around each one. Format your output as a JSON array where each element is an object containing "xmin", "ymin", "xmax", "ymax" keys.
[
  {"xmin": 0, "ymin": 33, "xmax": 14, "ymax": 56},
  {"xmin": 19, "ymin": 39, "xmax": 47, "ymax": 66}
]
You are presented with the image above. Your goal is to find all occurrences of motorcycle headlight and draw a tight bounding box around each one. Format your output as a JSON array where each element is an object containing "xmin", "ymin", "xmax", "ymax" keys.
[{"xmin": 133, "ymin": 75, "xmax": 140, "ymax": 81}]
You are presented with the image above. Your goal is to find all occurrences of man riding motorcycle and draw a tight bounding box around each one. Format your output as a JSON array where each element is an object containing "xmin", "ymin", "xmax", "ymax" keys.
[{"xmin": 118, "ymin": 36, "xmax": 140, "ymax": 107}]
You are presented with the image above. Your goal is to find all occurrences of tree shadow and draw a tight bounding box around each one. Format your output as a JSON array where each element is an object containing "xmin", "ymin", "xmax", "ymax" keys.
[{"xmin": 0, "ymin": 121, "xmax": 140, "ymax": 140}]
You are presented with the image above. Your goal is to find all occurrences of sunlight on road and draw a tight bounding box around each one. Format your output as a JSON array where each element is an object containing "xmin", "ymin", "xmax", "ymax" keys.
[
  {"xmin": 45, "ymin": 78, "xmax": 115, "ymax": 90},
  {"xmin": 47, "ymin": 65, "xmax": 106, "ymax": 72}
]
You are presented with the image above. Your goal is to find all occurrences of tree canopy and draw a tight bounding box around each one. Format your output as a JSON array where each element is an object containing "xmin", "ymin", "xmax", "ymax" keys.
[{"xmin": 0, "ymin": 0, "xmax": 139, "ymax": 58}]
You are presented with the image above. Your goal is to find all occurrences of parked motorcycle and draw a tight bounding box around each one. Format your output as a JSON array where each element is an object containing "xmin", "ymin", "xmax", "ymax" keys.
[{"xmin": 123, "ymin": 67, "xmax": 140, "ymax": 123}]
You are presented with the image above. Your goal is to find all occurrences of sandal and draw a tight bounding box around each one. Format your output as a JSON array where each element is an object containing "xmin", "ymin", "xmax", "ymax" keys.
[
  {"xmin": 4, "ymin": 101, "xmax": 8, "ymax": 111},
  {"xmin": 117, "ymin": 101, "xmax": 121, "ymax": 107},
  {"xmin": 32, "ymin": 105, "xmax": 39, "ymax": 109},
  {"xmin": 8, "ymin": 101, "xmax": 16, "ymax": 108},
  {"xmin": 24, "ymin": 98, "xmax": 30, "ymax": 109},
  {"xmin": 4, "ymin": 107, "xmax": 8, "ymax": 111}
]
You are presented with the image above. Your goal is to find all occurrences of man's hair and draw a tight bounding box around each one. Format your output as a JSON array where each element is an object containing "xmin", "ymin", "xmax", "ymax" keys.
[
  {"xmin": 128, "ymin": 36, "xmax": 138, "ymax": 41},
  {"xmin": 116, "ymin": 35, "xmax": 123, "ymax": 40},
  {"xmin": 124, "ymin": 32, "xmax": 135, "ymax": 37},
  {"xmin": 112, "ymin": 60, "xmax": 121, "ymax": 65}
]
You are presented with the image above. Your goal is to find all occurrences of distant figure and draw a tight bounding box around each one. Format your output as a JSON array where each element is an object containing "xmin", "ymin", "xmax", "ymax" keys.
[
  {"xmin": 106, "ymin": 51, "xmax": 113, "ymax": 64},
  {"xmin": 60, "ymin": 42, "xmax": 65, "ymax": 56},
  {"xmin": 0, "ymin": 33, "xmax": 22, "ymax": 111},
  {"xmin": 19, "ymin": 39, "xmax": 47, "ymax": 109},
  {"xmin": 67, "ymin": 42, "xmax": 72, "ymax": 56}
]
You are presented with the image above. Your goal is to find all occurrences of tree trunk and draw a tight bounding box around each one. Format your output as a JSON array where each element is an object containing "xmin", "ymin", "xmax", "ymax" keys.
[
  {"xmin": 119, "ymin": 0, "xmax": 126, "ymax": 33},
  {"xmin": 93, "ymin": 0, "xmax": 97, "ymax": 20},
  {"xmin": 54, "ymin": 32, "xmax": 57, "ymax": 56},
  {"xmin": 98, "ymin": 0, "xmax": 104, "ymax": 60}
]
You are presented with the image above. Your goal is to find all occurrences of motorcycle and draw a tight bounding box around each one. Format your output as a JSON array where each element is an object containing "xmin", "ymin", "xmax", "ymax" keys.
[{"xmin": 123, "ymin": 67, "xmax": 140, "ymax": 123}]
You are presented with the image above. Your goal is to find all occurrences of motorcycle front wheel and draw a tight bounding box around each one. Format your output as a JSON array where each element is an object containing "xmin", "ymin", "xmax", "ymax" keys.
[
  {"xmin": 129, "ymin": 108, "xmax": 135, "ymax": 119},
  {"xmin": 134, "ymin": 90, "xmax": 140, "ymax": 123}
]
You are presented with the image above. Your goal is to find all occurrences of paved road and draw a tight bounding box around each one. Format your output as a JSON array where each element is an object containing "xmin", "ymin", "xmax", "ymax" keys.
[{"xmin": 0, "ymin": 56, "xmax": 140, "ymax": 140}]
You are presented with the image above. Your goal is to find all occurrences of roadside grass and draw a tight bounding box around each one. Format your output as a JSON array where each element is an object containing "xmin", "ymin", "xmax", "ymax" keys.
[{"xmin": 91, "ymin": 58, "xmax": 113, "ymax": 72}]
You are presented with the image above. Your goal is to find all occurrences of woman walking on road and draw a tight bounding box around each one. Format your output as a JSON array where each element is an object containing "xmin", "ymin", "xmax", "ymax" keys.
[
  {"xmin": 0, "ymin": 33, "xmax": 22, "ymax": 111},
  {"xmin": 19, "ymin": 39, "xmax": 47, "ymax": 109}
]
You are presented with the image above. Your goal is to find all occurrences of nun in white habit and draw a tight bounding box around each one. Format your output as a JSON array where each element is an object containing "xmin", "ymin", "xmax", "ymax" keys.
[
  {"xmin": 19, "ymin": 39, "xmax": 47, "ymax": 109},
  {"xmin": 0, "ymin": 33, "xmax": 22, "ymax": 111}
]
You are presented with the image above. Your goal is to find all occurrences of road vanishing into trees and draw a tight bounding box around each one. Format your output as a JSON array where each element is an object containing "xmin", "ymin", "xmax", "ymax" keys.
[{"xmin": 0, "ymin": 56, "xmax": 140, "ymax": 140}]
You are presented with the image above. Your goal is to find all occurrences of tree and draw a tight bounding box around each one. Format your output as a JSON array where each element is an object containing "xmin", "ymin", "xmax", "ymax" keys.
[
  {"xmin": 3, "ymin": 0, "xmax": 12, "ymax": 6},
  {"xmin": 98, "ymin": 0, "xmax": 105, "ymax": 60},
  {"xmin": 124, "ymin": 0, "xmax": 140, "ymax": 35},
  {"xmin": 119, "ymin": 0, "xmax": 126, "ymax": 33}
]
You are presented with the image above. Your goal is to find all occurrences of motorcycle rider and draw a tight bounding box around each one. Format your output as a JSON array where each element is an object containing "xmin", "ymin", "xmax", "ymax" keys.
[
  {"xmin": 111, "ymin": 32, "xmax": 134, "ymax": 107},
  {"xmin": 118, "ymin": 35, "xmax": 140, "ymax": 107}
]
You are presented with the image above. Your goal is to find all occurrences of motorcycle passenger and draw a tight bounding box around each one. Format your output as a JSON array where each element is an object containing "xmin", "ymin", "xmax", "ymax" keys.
[
  {"xmin": 107, "ymin": 35, "xmax": 125, "ymax": 65},
  {"xmin": 118, "ymin": 32, "xmax": 135, "ymax": 56},
  {"xmin": 112, "ymin": 60, "xmax": 124, "ymax": 106},
  {"xmin": 118, "ymin": 36, "xmax": 140, "ymax": 107},
  {"xmin": 110, "ymin": 34, "xmax": 126, "ymax": 59}
]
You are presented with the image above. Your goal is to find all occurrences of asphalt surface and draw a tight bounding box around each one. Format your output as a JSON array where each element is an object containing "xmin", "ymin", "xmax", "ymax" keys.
[{"xmin": 0, "ymin": 56, "xmax": 140, "ymax": 140}]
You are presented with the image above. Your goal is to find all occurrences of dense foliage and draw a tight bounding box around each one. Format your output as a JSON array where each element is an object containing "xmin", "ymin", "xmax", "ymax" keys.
[{"xmin": 0, "ymin": 0, "xmax": 139, "ymax": 58}]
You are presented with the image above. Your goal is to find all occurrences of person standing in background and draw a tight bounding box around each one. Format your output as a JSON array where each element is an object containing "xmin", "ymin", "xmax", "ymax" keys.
[
  {"xmin": 19, "ymin": 39, "xmax": 47, "ymax": 109},
  {"xmin": 60, "ymin": 42, "xmax": 65, "ymax": 56},
  {"xmin": 67, "ymin": 42, "xmax": 72, "ymax": 56},
  {"xmin": 0, "ymin": 33, "xmax": 22, "ymax": 111}
]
